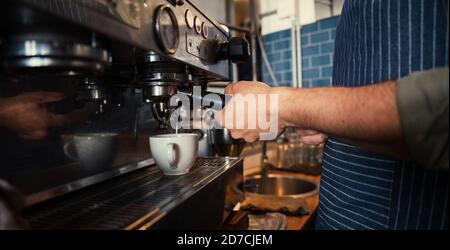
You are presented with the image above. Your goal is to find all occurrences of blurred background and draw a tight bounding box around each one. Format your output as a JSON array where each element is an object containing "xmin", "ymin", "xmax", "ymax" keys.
[{"xmin": 199, "ymin": 0, "xmax": 343, "ymax": 90}]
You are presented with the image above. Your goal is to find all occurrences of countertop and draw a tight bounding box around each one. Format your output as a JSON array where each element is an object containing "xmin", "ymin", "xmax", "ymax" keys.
[{"xmin": 226, "ymin": 142, "xmax": 321, "ymax": 230}]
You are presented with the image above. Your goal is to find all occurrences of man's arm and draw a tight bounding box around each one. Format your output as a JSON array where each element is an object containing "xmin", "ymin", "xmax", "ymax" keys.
[
  {"xmin": 280, "ymin": 67, "xmax": 449, "ymax": 169},
  {"xmin": 218, "ymin": 67, "xmax": 449, "ymax": 170},
  {"xmin": 220, "ymin": 67, "xmax": 448, "ymax": 168},
  {"xmin": 396, "ymin": 67, "xmax": 448, "ymax": 170},
  {"xmin": 274, "ymin": 81, "xmax": 410, "ymax": 159},
  {"xmin": 219, "ymin": 81, "xmax": 407, "ymax": 155},
  {"xmin": 277, "ymin": 81, "xmax": 402, "ymax": 142}
]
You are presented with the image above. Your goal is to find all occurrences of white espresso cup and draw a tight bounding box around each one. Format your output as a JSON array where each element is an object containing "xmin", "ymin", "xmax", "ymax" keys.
[
  {"xmin": 63, "ymin": 133, "xmax": 118, "ymax": 169},
  {"xmin": 149, "ymin": 133, "xmax": 198, "ymax": 175}
]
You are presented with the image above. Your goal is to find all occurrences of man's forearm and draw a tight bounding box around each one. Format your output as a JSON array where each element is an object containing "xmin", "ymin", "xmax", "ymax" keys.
[{"xmin": 274, "ymin": 81, "xmax": 405, "ymax": 147}]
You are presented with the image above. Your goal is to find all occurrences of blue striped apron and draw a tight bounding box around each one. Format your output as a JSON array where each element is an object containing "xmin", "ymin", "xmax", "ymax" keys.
[{"xmin": 316, "ymin": 0, "xmax": 449, "ymax": 230}]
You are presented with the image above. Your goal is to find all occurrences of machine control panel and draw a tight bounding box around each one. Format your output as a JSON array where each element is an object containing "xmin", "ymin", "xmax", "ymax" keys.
[
  {"xmin": 14, "ymin": 0, "xmax": 244, "ymax": 80},
  {"xmin": 153, "ymin": 2, "xmax": 228, "ymax": 64}
]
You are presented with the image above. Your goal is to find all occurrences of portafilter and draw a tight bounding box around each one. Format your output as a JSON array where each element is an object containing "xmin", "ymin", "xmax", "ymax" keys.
[{"xmin": 208, "ymin": 128, "xmax": 246, "ymax": 157}]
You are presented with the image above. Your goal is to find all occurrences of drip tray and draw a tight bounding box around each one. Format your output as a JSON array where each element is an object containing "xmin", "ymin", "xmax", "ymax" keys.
[{"xmin": 24, "ymin": 157, "xmax": 243, "ymax": 230}]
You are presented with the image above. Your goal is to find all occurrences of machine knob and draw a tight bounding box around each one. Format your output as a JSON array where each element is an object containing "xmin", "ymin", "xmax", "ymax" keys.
[{"xmin": 217, "ymin": 36, "xmax": 250, "ymax": 63}]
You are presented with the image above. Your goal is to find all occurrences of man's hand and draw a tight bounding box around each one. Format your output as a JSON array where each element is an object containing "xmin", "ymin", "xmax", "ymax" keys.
[
  {"xmin": 215, "ymin": 81, "xmax": 287, "ymax": 142},
  {"xmin": 0, "ymin": 91, "xmax": 66, "ymax": 139},
  {"xmin": 296, "ymin": 129, "xmax": 328, "ymax": 145},
  {"xmin": 0, "ymin": 91, "xmax": 95, "ymax": 140}
]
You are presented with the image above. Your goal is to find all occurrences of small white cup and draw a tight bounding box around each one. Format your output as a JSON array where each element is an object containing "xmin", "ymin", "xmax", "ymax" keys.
[
  {"xmin": 63, "ymin": 133, "xmax": 118, "ymax": 169},
  {"xmin": 149, "ymin": 133, "xmax": 198, "ymax": 175}
]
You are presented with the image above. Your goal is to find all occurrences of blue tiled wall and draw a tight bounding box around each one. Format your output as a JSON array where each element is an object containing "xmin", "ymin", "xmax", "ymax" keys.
[
  {"xmin": 262, "ymin": 16, "xmax": 340, "ymax": 88},
  {"xmin": 300, "ymin": 16, "xmax": 339, "ymax": 87},
  {"xmin": 262, "ymin": 29, "xmax": 292, "ymax": 86}
]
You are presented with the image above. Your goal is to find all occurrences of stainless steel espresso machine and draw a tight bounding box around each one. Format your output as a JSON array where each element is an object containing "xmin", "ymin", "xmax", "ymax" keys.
[{"xmin": 0, "ymin": 0, "xmax": 249, "ymax": 229}]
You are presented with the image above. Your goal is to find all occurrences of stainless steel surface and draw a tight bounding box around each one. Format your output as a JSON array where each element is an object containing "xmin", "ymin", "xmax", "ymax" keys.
[
  {"xmin": 24, "ymin": 157, "xmax": 243, "ymax": 229},
  {"xmin": 0, "ymin": 0, "xmax": 249, "ymax": 226},
  {"xmin": 1, "ymin": 39, "xmax": 110, "ymax": 76},
  {"xmin": 235, "ymin": 174, "xmax": 319, "ymax": 198},
  {"xmin": 80, "ymin": 77, "xmax": 108, "ymax": 103},
  {"xmin": 143, "ymin": 84, "xmax": 179, "ymax": 101},
  {"xmin": 0, "ymin": 20, "xmax": 111, "ymax": 76},
  {"xmin": 149, "ymin": 101, "xmax": 172, "ymax": 129},
  {"xmin": 136, "ymin": 50, "xmax": 189, "ymax": 128},
  {"xmin": 26, "ymin": 158, "xmax": 154, "ymax": 206},
  {"xmin": 209, "ymin": 128, "xmax": 246, "ymax": 157},
  {"xmin": 3, "ymin": 0, "xmax": 232, "ymax": 80}
]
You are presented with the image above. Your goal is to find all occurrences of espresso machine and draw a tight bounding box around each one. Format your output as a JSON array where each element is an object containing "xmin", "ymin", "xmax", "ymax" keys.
[{"xmin": 0, "ymin": 0, "xmax": 249, "ymax": 229}]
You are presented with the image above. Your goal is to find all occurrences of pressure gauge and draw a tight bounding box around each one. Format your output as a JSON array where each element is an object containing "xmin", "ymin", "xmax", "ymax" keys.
[
  {"xmin": 185, "ymin": 9, "xmax": 194, "ymax": 29},
  {"xmin": 154, "ymin": 5, "xmax": 179, "ymax": 54},
  {"xmin": 201, "ymin": 22, "xmax": 208, "ymax": 38},
  {"xmin": 194, "ymin": 16, "xmax": 202, "ymax": 34}
]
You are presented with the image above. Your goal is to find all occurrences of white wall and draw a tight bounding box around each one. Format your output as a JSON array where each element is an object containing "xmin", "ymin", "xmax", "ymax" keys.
[
  {"xmin": 315, "ymin": 1, "xmax": 332, "ymax": 20},
  {"xmin": 260, "ymin": 0, "xmax": 316, "ymax": 35},
  {"xmin": 195, "ymin": 0, "xmax": 344, "ymax": 36},
  {"xmin": 260, "ymin": 0, "xmax": 344, "ymax": 35},
  {"xmin": 194, "ymin": 0, "xmax": 345, "ymax": 35},
  {"xmin": 333, "ymin": 0, "xmax": 345, "ymax": 16}
]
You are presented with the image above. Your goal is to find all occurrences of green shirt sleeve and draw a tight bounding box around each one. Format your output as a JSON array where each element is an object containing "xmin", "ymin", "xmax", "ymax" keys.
[{"xmin": 396, "ymin": 67, "xmax": 449, "ymax": 171}]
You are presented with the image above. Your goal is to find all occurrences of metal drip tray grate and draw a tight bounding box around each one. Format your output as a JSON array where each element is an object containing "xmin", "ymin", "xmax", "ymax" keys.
[{"xmin": 24, "ymin": 157, "xmax": 240, "ymax": 229}]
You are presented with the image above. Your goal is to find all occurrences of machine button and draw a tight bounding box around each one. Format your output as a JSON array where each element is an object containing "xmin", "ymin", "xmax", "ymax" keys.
[
  {"xmin": 201, "ymin": 22, "xmax": 208, "ymax": 38},
  {"xmin": 185, "ymin": 9, "xmax": 194, "ymax": 28},
  {"xmin": 194, "ymin": 16, "xmax": 202, "ymax": 34}
]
